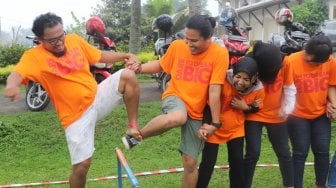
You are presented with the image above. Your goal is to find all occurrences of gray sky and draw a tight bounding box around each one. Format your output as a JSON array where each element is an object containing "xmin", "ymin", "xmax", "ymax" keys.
[
  {"xmin": 0, "ymin": 0, "xmax": 102, "ymax": 32},
  {"xmin": 0, "ymin": 0, "xmax": 219, "ymax": 32}
]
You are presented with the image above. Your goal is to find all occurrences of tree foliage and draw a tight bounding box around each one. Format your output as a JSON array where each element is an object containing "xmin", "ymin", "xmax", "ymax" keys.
[
  {"xmin": 92, "ymin": 0, "xmax": 132, "ymax": 43},
  {"xmin": 143, "ymin": 0, "xmax": 173, "ymax": 17},
  {"xmin": 291, "ymin": 0, "xmax": 328, "ymax": 35}
]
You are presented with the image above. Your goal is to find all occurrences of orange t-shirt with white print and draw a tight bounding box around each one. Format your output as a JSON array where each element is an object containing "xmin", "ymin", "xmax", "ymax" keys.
[
  {"xmin": 285, "ymin": 51, "xmax": 336, "ymax": 119},
  {"xmin": 14, "ymin": 34, "xmax": 101, "ymax": 128},
  {"xmin": 160, "ymin": 40, "xmax": 229, "ymax": 120},
  {"xmin": 246, "ymin": 59, "xmax": 294, "ymax": 123},
  {"xmin": 207, "ymin": 78, "xmax": 265, "ymax": 144}
]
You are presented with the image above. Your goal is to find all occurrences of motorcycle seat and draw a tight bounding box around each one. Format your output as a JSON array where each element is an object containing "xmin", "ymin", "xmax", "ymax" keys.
[{"xmin": 228, "ymin": 35, "xmax": 249, "ymax": 42}]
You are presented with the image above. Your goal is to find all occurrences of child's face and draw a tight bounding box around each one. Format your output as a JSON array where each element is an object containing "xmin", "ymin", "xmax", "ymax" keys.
[{"xmin": 233, "ymin": 72, "xmax": 254, "ymax": 92}]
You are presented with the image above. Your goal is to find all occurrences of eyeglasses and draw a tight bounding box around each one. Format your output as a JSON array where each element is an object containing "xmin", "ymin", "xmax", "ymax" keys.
[{"xmin": 42, "ymin": 31, "xmax": 66, "ymax": 46}]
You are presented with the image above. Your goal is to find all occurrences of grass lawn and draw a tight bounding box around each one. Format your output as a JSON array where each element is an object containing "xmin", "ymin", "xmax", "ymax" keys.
[
  {"xmin": 0, "ymin": 77, "xmax": 336, "ymax": 187},
  {"xmin": 0, "ymin": 100, "xmax": 335, "ymax": 188}
]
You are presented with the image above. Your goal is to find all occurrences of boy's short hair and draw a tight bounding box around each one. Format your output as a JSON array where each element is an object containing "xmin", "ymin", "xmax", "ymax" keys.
[{"xmin": 305, "ymin": 35, "xmax": 332, "ymax": 63}]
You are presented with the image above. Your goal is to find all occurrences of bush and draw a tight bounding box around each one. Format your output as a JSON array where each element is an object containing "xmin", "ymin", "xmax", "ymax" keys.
[
  {"xmin": 0, "ymin": 65, "xmax": 14, "ymax": 84},
  {"xmin": 137, "ymin": 52, "xmax": 157, "ymax": 63},
  {"xmin": 111, "ymin": 52, "xmax": 157, "ymax": 73},
  {"xmin": 0, "ymin": 44, "xmax": 28, "ymax": 67}
]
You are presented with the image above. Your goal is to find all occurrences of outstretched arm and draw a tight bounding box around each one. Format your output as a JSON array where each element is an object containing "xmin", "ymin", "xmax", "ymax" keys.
[
  {"xmin": 100, "ymin": 50, "xmax": 140, "ymax": 70},
  {"xmin": 3, "ymin": 71, "xmax": 23, "ymax": 101}
]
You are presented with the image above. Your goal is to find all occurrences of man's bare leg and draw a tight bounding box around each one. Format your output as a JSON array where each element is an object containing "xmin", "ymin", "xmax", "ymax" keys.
[
  {"xmin": 118, "ymin": 69, "xmax": 140, "ymax": 128},
  {"xmin": 182, "ymin": 153, "xmax": 198, "ymax": 188},
  {"xmin": 69, "ymin": 158, "xmax": 91, "ymax": 188},
  {"xmin": 127, "ymin": 110, "xmax": 187, "ymax": 140}
]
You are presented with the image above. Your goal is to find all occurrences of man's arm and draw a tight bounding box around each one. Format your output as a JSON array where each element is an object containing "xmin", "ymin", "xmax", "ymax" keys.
[
  {"xmin": 3, "ymin": 71, "xmax": 23, "ymax": 101},
  {"xmin": 100, "ymin": 51, "xmax": 138, "ymax": 65},
  {"xmin": 201, "ymin": 84, "xmax": 222, "ymax": 138},
  {"xmin": 127, "ymin": 59, "xmax": 162, "ymax": 74},
  {"xmin": 208, "ymin": 84, "xmax": 221, "ymax": 124}
]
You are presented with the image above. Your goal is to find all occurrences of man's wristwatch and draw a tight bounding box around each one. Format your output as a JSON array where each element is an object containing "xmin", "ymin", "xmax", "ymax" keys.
[{"xmin": 211, "ymin": 122, "xmax": 222, "ymax": 128}]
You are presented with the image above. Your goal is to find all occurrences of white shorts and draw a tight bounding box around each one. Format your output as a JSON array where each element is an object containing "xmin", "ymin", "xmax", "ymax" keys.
[{"xmin": 65, "ymin": 69, "xmax": 124, "ymax": 165}]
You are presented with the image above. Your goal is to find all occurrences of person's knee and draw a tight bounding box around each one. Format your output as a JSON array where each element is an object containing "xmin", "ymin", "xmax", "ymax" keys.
[
  {"xmin": 121, "ymin": 69, "xmax": 137, "ymax": 83},
  {"xmin": 183, "ymin": 154, "xmax": 198, "ymax": 173},
  {"xmin": 166, "ymin": 111, "xmax": 187, "ymax": 126},
  {"xmin": 72, "ymin": 158, "xmax": 91, "ymax": 177}
]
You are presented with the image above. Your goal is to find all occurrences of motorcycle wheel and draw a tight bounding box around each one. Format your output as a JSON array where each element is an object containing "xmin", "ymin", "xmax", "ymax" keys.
[
  {"xmin": 26, "ymin": 82, "xmax": 50, "ymax": 111},
  {"xmin": 161, "ymin": 74, "xmax": 171, "ymax": 92}
]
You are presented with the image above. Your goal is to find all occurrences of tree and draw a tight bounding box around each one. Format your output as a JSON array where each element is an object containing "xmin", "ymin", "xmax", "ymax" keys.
[
  {"xmin": 143, "ymin": 0, "xmax": 173, "ymax": 17},
  {"xmin": 188, "ymin": 0, "xmax": 202, "ymax": 17},
  {"xmin": 129, "ymin": 0, "xmax": 141, "ymax": 54},
  {"xmin": 291, "ymin": 0, "xmax": 328, "ymax": 35},
  {"xmin": 93, "ymin": 0, "xmax": 132, "ymax": 49}
]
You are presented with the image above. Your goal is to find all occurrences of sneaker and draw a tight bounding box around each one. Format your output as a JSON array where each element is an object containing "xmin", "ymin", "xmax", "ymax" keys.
[{"xmin": 122, "ymin": 135, "xmax": 140, "ymax": 149}]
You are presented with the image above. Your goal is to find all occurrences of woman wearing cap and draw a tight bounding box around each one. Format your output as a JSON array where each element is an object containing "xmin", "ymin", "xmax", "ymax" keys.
[
  {"xmin": 243, "ymin": 41, "xmax": 296, "ymax": 188},
  {"xmin": 197, "ymin": 56, "xmax": 264, "ymax": 188}
]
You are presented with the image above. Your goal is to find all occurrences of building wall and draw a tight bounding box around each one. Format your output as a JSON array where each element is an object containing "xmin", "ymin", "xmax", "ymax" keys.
[
  {"xmin": 223, "ymin": 0, "xmax": 335, "ymax": 42},
  {"xmin": 326, "ymin": 0, "xmax": 336, "ymax": 19}
]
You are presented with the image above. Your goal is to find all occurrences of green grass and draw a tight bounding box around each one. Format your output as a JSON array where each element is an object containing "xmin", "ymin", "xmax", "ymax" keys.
[{"xmin": 1, "ymin": 101, "xmax": 336, "ymax": 187}]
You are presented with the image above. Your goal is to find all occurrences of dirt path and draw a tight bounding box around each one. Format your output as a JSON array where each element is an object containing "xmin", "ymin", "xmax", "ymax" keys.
[{"xmin": 0, "ymin": 82, "xmax": 162, "ymax": 115}]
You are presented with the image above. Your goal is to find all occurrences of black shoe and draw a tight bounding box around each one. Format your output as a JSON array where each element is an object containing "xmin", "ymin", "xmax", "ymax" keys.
[{"xmin": 122, "ymin": 135, "xmax": 140, "ymax": 149}]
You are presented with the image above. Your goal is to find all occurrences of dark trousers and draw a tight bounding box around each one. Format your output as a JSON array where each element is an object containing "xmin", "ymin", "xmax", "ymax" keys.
[
  {"xmin": 197, "ymin": 137, "xmax": 244, "ymax": 188},
  {"xmin": 287, "ymin": 114, "xmax": 331, "ymax": 188},
  {"xmin": 244, "ymin": 120, "xmax": 294, "ymax": 187}
]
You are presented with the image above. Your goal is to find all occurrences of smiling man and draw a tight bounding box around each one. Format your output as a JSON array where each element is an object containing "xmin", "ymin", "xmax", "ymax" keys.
[
  {"xmin": 3, "ymin": 12, "xmax": 141, "ymax": 188},
  {"xmin": 123, "ymin": 14, "xmax": 229, "ymax": 187}
]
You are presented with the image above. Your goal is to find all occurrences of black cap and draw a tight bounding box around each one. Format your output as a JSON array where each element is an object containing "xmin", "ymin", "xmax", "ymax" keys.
[{"xmin": 233, "ymin": 57, "xmax": 258, "ymax": 79}]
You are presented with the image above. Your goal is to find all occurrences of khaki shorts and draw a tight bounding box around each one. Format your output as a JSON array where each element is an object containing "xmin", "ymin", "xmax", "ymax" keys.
[
  {"xmin": 162, "ymin": 96, "xmax": 204, "ymax": 160},
  {"xmin": 65, "ymin": 69, "xmax": 124, "ymax": 165}
]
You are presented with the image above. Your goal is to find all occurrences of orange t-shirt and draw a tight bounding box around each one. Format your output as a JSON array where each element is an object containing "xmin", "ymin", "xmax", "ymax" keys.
[
  {"xmin": 207, "ymin": 78, "xmax": 265, "ymax": 144},
  {"xmin": 160, "ymin": 40, "xmax": 229, "ymax": 120},
  {"xmin": 285, "ymin": 51, "xmax": 336, "ymax": 119},
  {"xmin": 14, "ymin": 34, "xmax": 101, "ymax": 128},
  {"xmin": 246, "ymin": 60, "xmax": 294, "ymax": 123}
]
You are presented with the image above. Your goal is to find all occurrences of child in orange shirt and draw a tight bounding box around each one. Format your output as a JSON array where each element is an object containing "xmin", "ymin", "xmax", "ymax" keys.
[{"xmin": 197, "ymin": 56, "xmax": 264, "ymax": 188}]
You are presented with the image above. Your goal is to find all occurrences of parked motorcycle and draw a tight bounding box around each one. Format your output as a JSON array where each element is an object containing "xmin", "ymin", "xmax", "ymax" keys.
[
  {"xmin": 270, "ymin": 8, "xmax": 310, "ymax": 56},
  {"xmin": 151, "ymin": 14, "xmax": 184, "ymax": 92},
  {"xmin": 86, "ymin": 16, "xmax": 116, "ymax": 83},
  {"xmin": 25, "ymin": 36, "xmax": 51, "ymax": 111},
  {"xmin": 219, "ymin": 4, "xmax": 251, "ymax": 67}
]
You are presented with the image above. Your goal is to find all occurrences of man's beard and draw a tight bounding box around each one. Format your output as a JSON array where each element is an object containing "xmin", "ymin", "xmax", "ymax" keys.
[{"xmin": 52, "ymin": 48, "xmax": 67, "ymax": 57}]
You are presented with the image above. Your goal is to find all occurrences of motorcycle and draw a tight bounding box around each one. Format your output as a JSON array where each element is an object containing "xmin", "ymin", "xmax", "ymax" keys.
[
  {"xmin": 25, "ymin": 36, "xmax": 51, "ymax": 111},
  {"xmin": 270, "ymin": 8, "xmax": 310, "ymax": 56},
  {"xmin": 151, "ymin": 14, "xmax": 183, "ymax": 92},
  {"xmin": 86, "ymin": 16, "xmax": 116, "ymax": 83},
  {"xmin": 218, "ymin": 5, "xmax": 251, "ymax": 68},
  {"xmin": 270, "ymin": 22, "xmax": 310, "ymax": 56}
]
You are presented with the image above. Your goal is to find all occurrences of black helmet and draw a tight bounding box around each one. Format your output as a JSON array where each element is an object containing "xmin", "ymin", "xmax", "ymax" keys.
[{"xmin": 152, "ymin": 14, "xmax": 173, "ymax": 33}]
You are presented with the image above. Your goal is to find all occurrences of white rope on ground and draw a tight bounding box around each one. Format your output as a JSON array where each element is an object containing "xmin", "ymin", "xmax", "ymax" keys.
[{"xmin": 0, "ymin": 162, "xmax": 315, "ymax": 187}]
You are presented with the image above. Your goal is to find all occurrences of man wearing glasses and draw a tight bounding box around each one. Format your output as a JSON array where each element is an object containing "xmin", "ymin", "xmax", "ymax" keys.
[
  {"xmin": 3, "ymin": 12, "xmax": 141, "ymax": 187},
  {"xmin": 285, "ymin": 35, "xmax": 336, "ymax": 188}
]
